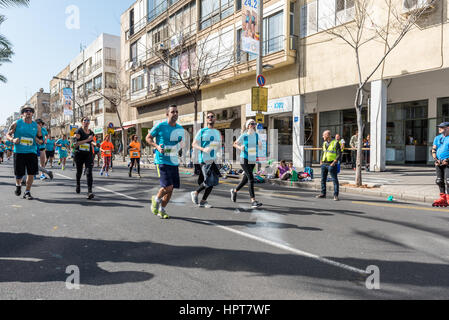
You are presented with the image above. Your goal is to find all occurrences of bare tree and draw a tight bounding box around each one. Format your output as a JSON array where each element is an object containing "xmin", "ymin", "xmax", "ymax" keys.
[
  {"xmin": 141, "ymin": 7, "xmax": 235, "ymax": 136},
  {"xmin": 93, "ymin": 67, "xmax": 129, "ymax": 161},
  {"xmin": 324, "ymin": 0, "xmax": 437, "ymax": 186}
]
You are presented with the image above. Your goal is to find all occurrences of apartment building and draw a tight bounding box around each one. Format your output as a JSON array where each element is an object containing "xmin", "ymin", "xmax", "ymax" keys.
[
  {"xmin": 297, "ymin": 0, "xmax": 448, "ymax": 170},
  {"xmin": 68, "ymin": 33, "xmax": 121, "ymax": 139},
  {"xmin": 49, "ymin": 65, "xmax": 71, "ymax": 138},
  {"xmin": 26, "ymin": 89, "xmax": 51, "ymax": 126},
  {"xmin": 120, "ymin": 0, "xmax": 301, "ymax": 161}
]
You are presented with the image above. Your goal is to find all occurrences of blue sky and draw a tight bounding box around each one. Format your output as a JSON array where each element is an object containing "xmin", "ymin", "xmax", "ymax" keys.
[{"xmin": 0, "ymin": 0, "xmax": 132, "ymax": 125}]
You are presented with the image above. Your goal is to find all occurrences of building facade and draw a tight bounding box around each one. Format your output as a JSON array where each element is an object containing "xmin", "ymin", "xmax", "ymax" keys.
[{"xmin": 26, "ymin": 89, "xmax": 51, "ymax": 126}]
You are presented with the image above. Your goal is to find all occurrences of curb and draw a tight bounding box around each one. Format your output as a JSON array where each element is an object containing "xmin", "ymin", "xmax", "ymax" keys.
[{"xmin": 267, "ymin": 179, "xmax": 435, "ymax": 204}]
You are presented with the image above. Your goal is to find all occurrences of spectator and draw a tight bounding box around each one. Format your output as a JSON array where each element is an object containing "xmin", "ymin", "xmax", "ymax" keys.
[
  {"xmin": 350, "ymin": 130, "xmax": 358, "ymax": 170},
  {"xmin": 278, "ymin": 160, "xmax": 291, "ymax": 180}
]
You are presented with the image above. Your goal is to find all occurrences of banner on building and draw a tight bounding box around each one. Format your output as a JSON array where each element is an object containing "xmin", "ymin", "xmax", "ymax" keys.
[
  {"xmin": 241, "ymin": 0, "xmax": 260, "ymax": 55},
  {"xmin": 63, "ymin": 87, "xmax": 73, "ymax": 116}
]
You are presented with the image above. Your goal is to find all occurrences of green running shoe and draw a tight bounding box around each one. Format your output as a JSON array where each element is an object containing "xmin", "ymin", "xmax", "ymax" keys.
[
  {"xmin": 158, "ymin": 209, "xmax": 170, "ymax": 220},
  {"xmin": 151, "ymin": 196, "xmax": 159, "ymax": 215}
]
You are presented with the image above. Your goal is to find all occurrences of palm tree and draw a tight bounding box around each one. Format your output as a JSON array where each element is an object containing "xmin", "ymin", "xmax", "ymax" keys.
[{"xmin": 0, "ymin": 0, "xmax": 29, "ymax": 83}]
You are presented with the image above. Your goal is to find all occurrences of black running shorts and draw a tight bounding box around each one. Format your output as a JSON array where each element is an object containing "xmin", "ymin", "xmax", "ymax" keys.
[{"xmin": 14, "ymin": 153, "xmax": 39, "ymax": 177}]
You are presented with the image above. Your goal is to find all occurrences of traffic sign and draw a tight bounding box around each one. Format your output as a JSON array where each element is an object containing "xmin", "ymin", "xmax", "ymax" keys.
[
  {"xmin": 257, "ymin": 75, "xmax": 266, "ymax": 87},
  {"xmin": 108, "ymin": 122, "xmax": 114, "ymax": 129},
  {"xmin": 251, "ymin": 87, "xmax": 268, "ymax": 112},
  {"xmin": 256, "ymin": 113, "xmax": 265, "ymax": 124}
]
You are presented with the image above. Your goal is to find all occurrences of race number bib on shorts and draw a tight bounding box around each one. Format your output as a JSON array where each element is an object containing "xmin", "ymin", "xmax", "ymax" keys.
[
  {"xmin": 61, "ymin": 147, "xmax": 67, "ymax": 151},
  {"xmin": 20, "ymin": 137, "xmax": 34, "ymax": 146},
  {"xmin": 248, "ymin": 147, "xmax": 257, "ymax": 157},
  {"xmin": 104, "ymin": 150, "xmax": 112, "ymax": 155},
  {"xmin": 79, "ymin": 144, "xmax": 90, "ymax": 151},
  {"xmin": 132, "ymin": 152, "xmax": 139, "ymax": 157}
]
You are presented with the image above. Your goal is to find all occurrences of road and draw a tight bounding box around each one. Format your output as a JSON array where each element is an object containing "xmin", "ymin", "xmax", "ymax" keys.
[{"xmin": 0, "ymin": 160, "xmax": 448, "ymax": 300}]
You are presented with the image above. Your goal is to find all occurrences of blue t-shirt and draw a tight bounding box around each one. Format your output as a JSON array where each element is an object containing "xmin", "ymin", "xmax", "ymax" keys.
[
  {"xmin": 237, "ymin": 132, "xmax": 259, "ymax": 162},
  {"xmin": 14, "ymin": 119, "xmax": 38, "ymax": 154},
  {"xmin": 46, "ymin": 139, "xmax": 55, "ymax": 152},
  {"xmin": 56, "ymin": 139, "xmax": 70, "ymax": 154},
  {"xmin": 5, "ymin": 140, "xmax": 13, "ymax": 150},
  {"xmin": 150, "ymin": 121, "xmax": 185, "ymax": 166},
  {"xmin": 0, "ymin": 143, "xmax": 5, "ymax": 152},
  {"xmin": 40, "ymin": 127, "xmax": 48, "ymax": 150},
  {"xmin": 434, "ymin": 134, "xmax": 449, "ymax": 160},
  {"xmin": 195, "ymin": 128, "xmax": 221, "ymax": 164}
]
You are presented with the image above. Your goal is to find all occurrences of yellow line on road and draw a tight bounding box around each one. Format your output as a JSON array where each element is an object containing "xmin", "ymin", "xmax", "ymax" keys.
[{"xmin": 352, "ymin": 201, "xmax": 448, "ymax": 213}]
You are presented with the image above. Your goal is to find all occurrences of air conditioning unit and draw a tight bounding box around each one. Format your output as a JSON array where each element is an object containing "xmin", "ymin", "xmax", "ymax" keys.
[
  {"xmin": 170, "ymin": 33, "xmax": 183, "ymax": 49},
  {"xmin": 160, "ymin": 82, "xmax": 168, "ymax": 90},
  {"xmin": 181, "ymin": 70, "xmax": 190, "ymax": 79},
  {"xmin": 157, "ymin": 43, "xmax": 166, "ymax": 52},
  {"xmin": 149, "ymin": 83, "xmax": 157, "ymax": 91},
  {"xmin": 402, "ymin": 0, "xmax": 436, "ymax": 15}
]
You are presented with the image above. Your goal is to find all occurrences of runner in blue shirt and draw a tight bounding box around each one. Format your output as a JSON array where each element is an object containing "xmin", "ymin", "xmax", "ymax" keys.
[
  {"xmin": 36, "ymin": 119, "xmax": 48, "ymax": 180},
  {"xmin": 231, "ymin": 119, "xmax": 263, "ymax": 209},
  {"xmin": 0, "ymin": 140, "xmax": 5, "ymax": 163},
  {"xmin": 431, "ymin": 122, "xmax": 449, "ymax": 207},
  {"xmin": 191, "ymin": 111, "xmax": 222, "ymax": 208},
  {"xmin": 56, "ymin": 134, "xmax": 70, "ymax": 170},
  {"xmin": 146, "ymin": 105, "xmax": 185, "ymax": 219},
  {"xmin": 45, "ymin": 136, "xmax": 56, "ymax": 168},
  {"xmin": 5, "ymin": 139, "xmax": 13, "ymax": 161}
]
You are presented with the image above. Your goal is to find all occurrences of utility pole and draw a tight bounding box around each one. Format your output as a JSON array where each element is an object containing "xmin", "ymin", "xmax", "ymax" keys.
[{"xmin": 256, "ymin": 0, "xmax": 263, "ymax": 83}]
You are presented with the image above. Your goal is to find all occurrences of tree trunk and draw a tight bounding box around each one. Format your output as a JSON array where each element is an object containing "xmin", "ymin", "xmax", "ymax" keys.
[
  {"xmin": 355, "ymin": 87, "xmax": 364, "ymax": 187},
  {"xmin": 114, "ymin": 105, "xmax": 127, "ymax": 162}
]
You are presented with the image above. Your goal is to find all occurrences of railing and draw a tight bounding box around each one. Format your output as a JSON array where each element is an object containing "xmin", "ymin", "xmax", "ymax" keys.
[{"xmin": 236, "ymin": 35, "xmax": 286, "ymax": 64}]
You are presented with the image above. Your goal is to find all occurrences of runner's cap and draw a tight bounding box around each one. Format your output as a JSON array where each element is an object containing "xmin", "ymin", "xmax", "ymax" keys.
[{"xmin": 437, "ymin": 122, "xmax": 449, "ymax": 128}]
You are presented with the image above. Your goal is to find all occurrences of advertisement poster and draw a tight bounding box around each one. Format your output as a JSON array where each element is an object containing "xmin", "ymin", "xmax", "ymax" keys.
[
  {"xmin": 242, "ymin": 0, "xmax": 260, "ymax": 55},
  {"xmin": 62, "ymin": 87, "xmax": 73, "ymax": 116}
]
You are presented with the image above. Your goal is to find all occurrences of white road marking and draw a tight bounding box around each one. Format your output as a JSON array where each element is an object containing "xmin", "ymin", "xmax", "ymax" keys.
[
  {"xmin": 0, "ymin": 257, "xmax": 43, "ymax": 263},
  {"xmin": 55, "ymin": 173, "xmax": 137, "ymax": 200},
  {"xmin": 196, "ymin": 219, "xmax": 369, "ymax": 276}
]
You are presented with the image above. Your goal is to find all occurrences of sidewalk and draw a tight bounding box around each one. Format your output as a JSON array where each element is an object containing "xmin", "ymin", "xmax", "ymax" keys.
[
  {"xmin": 270, "ymin": 166, "xmax": 437, "ymax": 204},
  {"xmin": 115, "ymin": 158, "xmax": 438, "ymax": 204}
]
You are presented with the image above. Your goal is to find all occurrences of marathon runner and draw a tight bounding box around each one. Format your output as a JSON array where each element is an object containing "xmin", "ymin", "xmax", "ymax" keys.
[
  {"xmin": 45, "ymin": 136, "xmax": 56, "ymax": 168},
  {"xmin": 74, "ymin": 117, "xmax": 96, "ymax": 199},
  {"xmin": 36, "ymin": 119, "xmax": 48, "ymax": 180},
  {"xmin": 146, "ymin": 104, "xmax": 185, "ymax": 219},
  {"xmin": 5, "ymin": 139, "xmax": 13, "ymax": 161},
  {"xmin": 231, "ymin": 119, "xmax": 263, "ymax": 209},
  {"xmin": 56, "ymin": 134, "xmax": 70, "ymax": 170},
  {"xmin": 0, "ymin": 140, "xmax": 5, "ymax": 164},
  {"xmin": 6, "ymin": 106, "xmax": 43, "ymax": 200},
  {"xmin": 100, "ymin": 134, "xmax": 114, "ymax": 177},
  {"xmin": 191, "ymin": 111, "xmax": 221, "ymax": 208},
  {"xmin": 128, "ymin": 134, "xmax": 142, "ymax": 178},
  {"xmin": 94, "ymin": 139, "xmax": 101, "ymax": 168},
  {"xmin": 431, "ymin": 122, "xmax": 449, "ymax": 207}
]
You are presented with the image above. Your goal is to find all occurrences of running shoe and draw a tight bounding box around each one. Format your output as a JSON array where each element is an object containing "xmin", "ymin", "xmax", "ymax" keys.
[
  {"xmin": 76, "ymin": 185, "xmax": 81, "ymax": 194},
  {"xmin": 333, "ymin": 196, "xmax": 340, "ymax": 201},
  {"xmin": 191, "ymin": 191, "xmax": 199, "ymax": 205},
  {"xmin": 23, "ymin": 192, "xmax": 34, "ymax": 200},
  {"xmin": 199, "ymin": 201, "xmax": 213, "ymax": 209},
  {"xmin": 15, "ymin": 186, "xmax": 22, "ymax": 197},
  {"xmin": 158, "ymin": 209, "xmax": 170, "ymax": 220},
  {"xmin": 105, "ymin": 172, "xmax": 109, "ymax": 177},
  {"xmin": 40, "ymin": 174, "xmax": 47, "ymax": 181},
  {"xmin": 315, "ymin": 194, "xmax": 326, "ymax": 199},
  {"xmin": 100, "ymin": 170, "xmax": 103, "ymax": 176},
  {"xmin": 62, "ymin": 166, "xmax": 65, "ymax": 171},
  {"xmin": 138, "ymin": 174, "xmax": 142, "ymax": 179},
  {"xmin": 151, "ymin": 196, "xmax": 159, "ymax": 215},
  {"xmin": 87, "ymin": 193, "xmax": 95, "ymax": 200},
  {"xmin": 230, "ymin": 189, "xmax": 237, "ymax": 203},
  {"xmin": 251, "ymin": 201, "xmax": 263, "ymax": 209},
  {"xmin": 48, "ymin": 171, "xmax": 54, "ymax": 180},
  {"xmin": 129, "ymin": 172, "xmax": 132, "ymax": 178}
]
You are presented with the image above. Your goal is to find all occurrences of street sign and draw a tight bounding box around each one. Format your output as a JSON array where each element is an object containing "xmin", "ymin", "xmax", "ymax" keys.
[
  {"xmin": 108, "ymin": 128, "xmax": 115, "ymax": 135},
  {"xmin": 108, "ymin": 122, "xmax": 114, "ymax": 129},
  {"xmin": 256, "ymin": 113, "xmax": 264, "ymax": 124},
  {"xmin": 257, "ymin": 75, "xmax": 266, "ymax": 87},
  {"xmin": 70, "ymin": 125, "xmax": 78, "ymax": 137},
  {"xmin": 251, "ymin": 87, "xmax": 268, "ymax": 112}
]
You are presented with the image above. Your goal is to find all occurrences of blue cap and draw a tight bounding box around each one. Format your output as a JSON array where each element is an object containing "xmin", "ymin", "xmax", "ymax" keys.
[{"xmin": 437, "ymin": 122, "xmax": 449, "ymax": 128}]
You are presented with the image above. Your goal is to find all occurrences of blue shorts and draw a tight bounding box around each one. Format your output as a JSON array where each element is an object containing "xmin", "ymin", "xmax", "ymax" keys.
[{"xmin": 157, "ymin": 164, "xmax": 180, "ymax": 189}]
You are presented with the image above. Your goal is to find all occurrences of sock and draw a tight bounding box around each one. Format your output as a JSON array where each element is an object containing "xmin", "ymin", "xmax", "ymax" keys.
[{"xmin": 155, "ymin": 197, "xmax": 162, "ymax": 203}]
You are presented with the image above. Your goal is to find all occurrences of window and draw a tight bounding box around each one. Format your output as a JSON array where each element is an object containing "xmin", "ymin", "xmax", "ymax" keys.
[
  {"xmin": 94, "ymin": 75, "xmax": 102, "ymax": 91},
  {"xmin": 132, "ymin": 75, "xmax": 145, "ymax": 92},
  {"xmin": 105, "ymin": 73, "xmax": 117, "ymax": 89},
  {"xmin": 264, "ymin": 11, "xmax": 284, "ymax": 55},
  {"xmin": 85, "ymin": 81, "xmax": 93, "ymax": 95},
  {"xmin": 105, "ymin": 47, "xmax": 117, "ymax": 67},
  {"xmin": 200, "ymin": 0, "xmax": 234, "ymax": 30},
  {"xmin": 300, "ymin": 0, "xmax": 354, "ymax": 38},
  {"xmin": 130, "ymin": 8, "xmax": 135, "ymax": 36},
  {"xmin": 148, "ymin": 0, "xmax": 168, "ymax": 23},
  {"xmin": 77, "ymin": 64, "xmax": 83, "ymax": 80},
  {"xmin": 130, "ymin": 41, "xmax": 138, "ymax": 63}
]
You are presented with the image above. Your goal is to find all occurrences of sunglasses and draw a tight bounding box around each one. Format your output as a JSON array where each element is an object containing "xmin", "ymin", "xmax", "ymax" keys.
[
  {"xmin": 83, "ymin": 119, "xmax": 90, "ymax": 123},
  {"xmin": 249, "ymin": 123, "xmax": 256, "ymax": 126},
  {"xmin": 23, "ymin": 109, "xmax": 34, "ymax": 114},
  {"xmin": 207, "ymin": 116, "xmax": 215, "ymax": 119}
]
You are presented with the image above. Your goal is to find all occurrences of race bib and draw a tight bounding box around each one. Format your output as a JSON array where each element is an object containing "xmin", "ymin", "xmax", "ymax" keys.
[
  {"xmin": 132, "ymin": 152, "xmax": 139, "ymax": 158},
  {"xmin": 79, "ymin": 144, "xmax": 90, "ymax": 152},
  {"xmin": 61, "ymin": 147, "xmax": 67, "ymax": 151},
  {"xmin": 104, "ymin": 150, "xmax": 112, "ymax": 155},
  {"xmin": 209, "ymin": 142, "xmax": 220, "ymax": 151},
  {"xmin": 20, "ymin": 137, "xmax": 34, "ymax": 146},
  {"xmin": 248, "ymin": 147, "xmax": 257, "ymax": 157}
]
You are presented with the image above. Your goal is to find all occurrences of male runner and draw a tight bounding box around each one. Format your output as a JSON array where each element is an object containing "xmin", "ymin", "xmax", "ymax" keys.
[
  {"xmin": 56, "ymin": 134, "xmax": 70, "ymax": 170},
  {"xmin": 191, "ymin": 111, "xmax": 222, "ymax": 208},
  {"xmin": 146, "ymin": 105, "xmax": 185, "ymax": 219},
  {"xmin": 5, "ymin": 139, "xmax": 13, "ymax": 161},
  {"xmin": 45, "ymin": 136, "xmax": 56, "ymax": 168},
  {"xmin": 128, "ymin": 134, "xmax": 142, "ymax": 178},
  {"xmin": 0, "ymin": 140, "xmax": 5, "ymax": 164},
  {"xmin": 100, "ymin": 134, "xmax": 114, "ymax": 177},
  {"xmin": 431, "ymin": 122, "xmax": 449, "ymax": 207},
  {"xmin": 6, "ymin": 106, "xmax": 43, "ymax": 200},
  {"xmin": 36, "ymin": 119, "xmax": 48, "ymax": 180}
]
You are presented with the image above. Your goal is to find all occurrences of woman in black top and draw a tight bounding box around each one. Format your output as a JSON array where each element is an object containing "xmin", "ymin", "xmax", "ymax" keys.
[{"xmin": 74, "ymin": 117, "xmax": 96, "ymax": 199}]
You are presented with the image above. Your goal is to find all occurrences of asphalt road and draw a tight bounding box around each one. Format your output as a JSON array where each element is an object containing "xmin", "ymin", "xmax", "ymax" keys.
[{"xmin": 0, "ymin": 159, "xmax": 448, "ymax": 300}]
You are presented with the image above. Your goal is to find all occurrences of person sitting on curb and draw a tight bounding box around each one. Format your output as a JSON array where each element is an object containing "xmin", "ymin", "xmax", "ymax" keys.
[{"xmin": 278, "ymin": 160, "xmax": 292, "ymax": 180}]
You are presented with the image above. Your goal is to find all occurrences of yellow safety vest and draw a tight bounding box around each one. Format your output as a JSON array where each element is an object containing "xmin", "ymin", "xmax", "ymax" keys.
[{"xmin": 322, "ymin": 140, "xmax": 338, "ymax": 163}]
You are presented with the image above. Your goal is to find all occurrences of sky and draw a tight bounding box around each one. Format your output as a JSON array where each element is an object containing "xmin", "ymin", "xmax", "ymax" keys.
[{"xmin": 0, "ymin": 0, "xmax": 133, "ymax": 125}]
